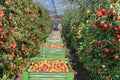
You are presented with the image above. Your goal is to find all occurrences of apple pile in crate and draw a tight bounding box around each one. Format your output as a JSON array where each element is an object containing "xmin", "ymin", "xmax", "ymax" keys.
[{"xmin": 28, "ymin": 60, "xmax": 70, "ymax": 72}]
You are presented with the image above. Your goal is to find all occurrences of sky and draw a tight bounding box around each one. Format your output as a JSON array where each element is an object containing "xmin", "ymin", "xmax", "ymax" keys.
[{"xmin": 32, "ymin": 0, "xmax": 69, "ymax": 16}]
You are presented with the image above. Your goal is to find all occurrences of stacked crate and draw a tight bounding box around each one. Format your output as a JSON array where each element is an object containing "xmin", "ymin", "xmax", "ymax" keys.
[{"xmin": 22, "ymin": 24, "xmax": 74, "ymax": 80}]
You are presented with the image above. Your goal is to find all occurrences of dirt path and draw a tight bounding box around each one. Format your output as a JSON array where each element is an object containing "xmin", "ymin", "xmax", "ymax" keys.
[{"xmin": 65, "ymin": 43, "xmax": 91, "ymax": 80}]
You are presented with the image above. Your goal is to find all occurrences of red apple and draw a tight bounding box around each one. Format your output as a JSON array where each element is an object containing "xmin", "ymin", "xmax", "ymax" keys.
[
  {"xmin": 96, "ymin": 11, "xmax": 103, "ymax": 17},
  {"xmin": 97, "ymin": 68, "xmax": 102, "ymax": 73},
  {"xmin": 117, "ymin": 16, "xmax": 120, "ymax": 21},
  {"xmin": 97, "ymin": 40, "xmax": 102, "ymax": 46},
  {"xmin": 114, "ymin": 55, "xmax": 119, "ymax": 60},
  {"xmin": 100, "ymin": 21, "xmax": 105, "ymax": 26},
  {"xmin": 110, "ymin": 49, "xmax": 115, "ymax": 53},
  {"xmin": 111, "ymin": 39, "xmax": 116, "ymax": 43},
  {"xmin": 118, "ymin": 26, "xmax": 120, "ymax": 31},
  {"xmin": 0, "ymin": 28, "xmax": 3, "ymax": 32},
  {"xmin": 111, "ymin": 10, "xmax": 116, "ymax": 16},
  {"xmin": 108, "ymin": 23, "xmax": 112, "ymax": 28},
  {"xmin": 100, "ymin": 8, "xmax": 107, "ymax": 14},
  {"xmin": 104, "ymin": 54, "xmax": 107, "ymax": 58},
  {"xmin": 103, "ymin": 48, "xmax": 109, "ymax": 53},
  {"xmin": 114, "ymin": 27, "xmax": 119, "ymax": 31}
]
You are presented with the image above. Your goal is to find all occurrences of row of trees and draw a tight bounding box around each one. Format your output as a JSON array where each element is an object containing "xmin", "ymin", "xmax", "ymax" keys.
[
  {"xmin": 62, "ymin": 0, "xmax": 120, "ymax": 80},
  {"xmin": 0, "ymin": 0, "xmax": 52, "ymax": 79}
]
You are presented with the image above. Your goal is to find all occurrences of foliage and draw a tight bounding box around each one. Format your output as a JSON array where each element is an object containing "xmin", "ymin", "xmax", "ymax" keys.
[
  {"xmin": 0, "ymin": 0, "xmax": 52, "ymax": 79},
  {"xmin": 62, "ymin": 0, "xmax": 120, "ymax": 80}
]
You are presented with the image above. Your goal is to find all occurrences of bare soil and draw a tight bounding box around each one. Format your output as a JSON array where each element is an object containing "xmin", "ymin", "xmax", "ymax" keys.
[{"xmin": 65, "ymin": 42, "xmax": 91, "ymax": 80}]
